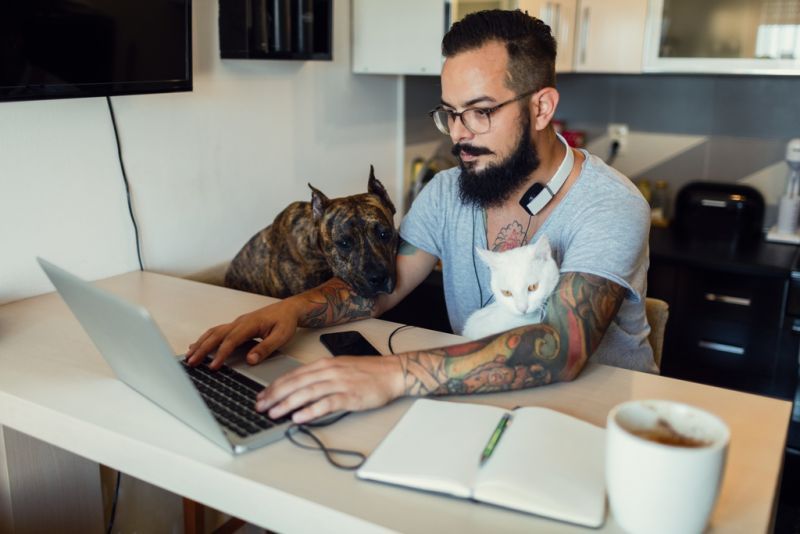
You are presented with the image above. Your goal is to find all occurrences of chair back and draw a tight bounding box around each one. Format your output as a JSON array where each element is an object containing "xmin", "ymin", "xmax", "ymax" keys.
[{"xmin": 645, "ymin": 297, "xmax": 669, "ymax": 370}]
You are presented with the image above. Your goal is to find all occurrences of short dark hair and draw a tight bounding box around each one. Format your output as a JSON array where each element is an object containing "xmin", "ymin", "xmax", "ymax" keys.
[{"xmin": 442, "ymin": 9, "xmax": 557, "ymax": 94}]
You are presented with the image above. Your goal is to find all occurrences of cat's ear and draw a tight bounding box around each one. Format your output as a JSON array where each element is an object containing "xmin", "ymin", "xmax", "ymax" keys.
[
  {"xmin": 475, "ymin": 247, "xmax": 496, "ymax": 268},
  {"xmin": 532, "ymin": 235, "xmax": 552, "ymax": 260}
]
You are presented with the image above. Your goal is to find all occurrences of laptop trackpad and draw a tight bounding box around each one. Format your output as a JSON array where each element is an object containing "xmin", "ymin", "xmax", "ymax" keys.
[{"xmin": 233, "ymin": 354, "xmax": 303, "ymax": 387}]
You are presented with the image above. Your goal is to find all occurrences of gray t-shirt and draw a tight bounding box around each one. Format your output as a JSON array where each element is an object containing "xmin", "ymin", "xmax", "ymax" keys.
[{"xmin": 399, "ymin": 151, "xmax": 657, "ymax": 373}]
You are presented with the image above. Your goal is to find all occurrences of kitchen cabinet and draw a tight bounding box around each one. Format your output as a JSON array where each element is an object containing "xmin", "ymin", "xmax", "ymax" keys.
[
  {"xmin": 644, "ymin": 0, "xmax": 800, "ymax": 74},
  {"xmin": 572, "ymin": 0, "xmax": 648, "ymax": 73},
  {"xmin": 352, "ymin": 0, "xmax": 572, "ymax": 75},
  {"xmin": 648, "ymin": 227, "xmax": 800, "ymax": 400},
  {"xmin": 351, "ymin": 0, "xmax": 446, "ymax": 75},
  {"xmin": 519, "ymin": 0, "xmax": 577, "ymax": 72}
]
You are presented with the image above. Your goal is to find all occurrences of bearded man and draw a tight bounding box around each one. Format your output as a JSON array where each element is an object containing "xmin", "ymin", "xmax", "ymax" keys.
[{"xmin": 186, "ymin": 9, "xmax": 655, "ymax": 424}]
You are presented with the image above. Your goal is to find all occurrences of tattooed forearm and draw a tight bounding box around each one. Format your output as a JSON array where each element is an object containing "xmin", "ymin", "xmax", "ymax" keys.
[
  {"xmin": 397, "ymin": 272, "xmax": 625, "ymax": 396},
  {"xmin": 298, "ymin": 278, "xmax": 376, "ymax": 328}
]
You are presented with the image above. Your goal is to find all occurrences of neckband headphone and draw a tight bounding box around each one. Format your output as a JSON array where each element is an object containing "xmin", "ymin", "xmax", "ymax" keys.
[{"xmin": 519, "ymin": 133, "xmax": 574, "ymax": 216}]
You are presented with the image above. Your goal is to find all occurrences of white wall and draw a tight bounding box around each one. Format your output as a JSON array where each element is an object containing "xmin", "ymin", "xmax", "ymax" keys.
[{"xmin": 0, "ymin": 0, "xmax": 402, "ymax": 305}]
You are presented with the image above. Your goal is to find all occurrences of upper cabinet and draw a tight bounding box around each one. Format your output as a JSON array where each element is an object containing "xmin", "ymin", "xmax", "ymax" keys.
[
  {"xmin": 519, "ymin": 0, "xmax": 578, "ymax": 72},
  {"xmin": 351, "ymin": 0, "xmax": 654, "ymax": 76},
  {"xmin": 644, "ymin": 0, "xmax": 800, "ymax": 74},
  {"xmin": 352, "ymin": 0, "xmax": 446, "ymax": 75},
  {"xmin": 352, "ymin": 0, "xmax": 580, "ymax": 75},
  {"xmin": 572, "ymin": 0, "xmax": 648, "ymax": 73}
]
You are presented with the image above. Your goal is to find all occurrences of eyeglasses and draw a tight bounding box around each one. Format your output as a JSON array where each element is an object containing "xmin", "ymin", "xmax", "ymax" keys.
[{"xmin": 428, "ymin": 89, "xmax": 538, "ymax": 136}]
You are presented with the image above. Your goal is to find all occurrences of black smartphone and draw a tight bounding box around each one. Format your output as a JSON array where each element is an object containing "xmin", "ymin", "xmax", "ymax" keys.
[{"xmin": 319, "ymin": 331, "xmax": 381, "ymax": 356}]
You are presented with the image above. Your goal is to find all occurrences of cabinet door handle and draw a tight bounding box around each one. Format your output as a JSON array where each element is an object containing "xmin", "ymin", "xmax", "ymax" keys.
[
  {"xmin": 704, "ymin": 293, "xmax": 751, "ymax": 306},
  {"xmin": 444, "ymin": 1, "xmax": 451, "ymax": 33},
  {"xmin": 698, "ymin": 340, "xmax": 745, "ymax": 355},
  {"xmin": 579, "ymin": 6, "xmax": 590, "ymax": 65}
]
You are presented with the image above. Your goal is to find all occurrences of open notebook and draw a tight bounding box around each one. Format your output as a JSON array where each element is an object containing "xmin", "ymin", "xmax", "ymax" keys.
[{"xmin": 357, "ymin": 399, "xmax": 606, "ymax": 528}]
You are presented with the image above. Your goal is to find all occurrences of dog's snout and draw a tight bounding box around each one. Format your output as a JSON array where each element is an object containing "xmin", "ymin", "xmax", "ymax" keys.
[
  {"xmin": 364, "ymin": 265, "xmax": 394, "ymax": 294},
  {"xmin": 368, "ymin": 272, "xmax": 388, "ymax": 290}
]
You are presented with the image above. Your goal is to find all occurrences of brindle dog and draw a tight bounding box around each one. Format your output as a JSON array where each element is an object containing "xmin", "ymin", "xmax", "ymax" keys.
[{"xmin": 224, "ymin": 166, "xmax": 398, "ymax": 299}]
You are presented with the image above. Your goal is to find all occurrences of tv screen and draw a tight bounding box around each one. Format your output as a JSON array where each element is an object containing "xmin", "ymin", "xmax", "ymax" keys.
[{"xmin": 0, "ymin": 0, "xmax": 192, "ymax": 102}]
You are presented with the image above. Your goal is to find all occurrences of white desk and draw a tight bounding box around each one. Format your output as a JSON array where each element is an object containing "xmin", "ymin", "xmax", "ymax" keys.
[{"xmin": 0, "ymin": 272, "xmax": 792, "ymax": 533}]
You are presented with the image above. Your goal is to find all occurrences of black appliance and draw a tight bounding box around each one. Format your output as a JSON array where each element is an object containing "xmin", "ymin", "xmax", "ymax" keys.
[
  {"xmin": 0, "ymin": 0, "xmax": 192, "ymax": 102},
  {"xmin": 674, "ymin": 181, "xmax": 765, "ymax": 246},
  {"xmin": 785, "ymin": 250, "xmax": 800, "ymax": 453}
]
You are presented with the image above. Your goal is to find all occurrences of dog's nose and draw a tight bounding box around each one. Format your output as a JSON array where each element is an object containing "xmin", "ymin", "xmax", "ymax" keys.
[{"xmin": 368, "ymin": 273, "xmax": 388, "ymax": 290}]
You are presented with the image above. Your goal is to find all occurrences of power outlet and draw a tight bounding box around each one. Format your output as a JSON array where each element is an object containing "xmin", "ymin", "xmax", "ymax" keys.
[{"xmin": 607, "ymin": 123, "xmax": 629, "ymax": 152}]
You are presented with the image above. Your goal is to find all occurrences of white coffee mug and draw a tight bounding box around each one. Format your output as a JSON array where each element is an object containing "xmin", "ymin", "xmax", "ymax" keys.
[{"xmin": 606, "ymin": 400, "xmax": 730, "ymax": 534}]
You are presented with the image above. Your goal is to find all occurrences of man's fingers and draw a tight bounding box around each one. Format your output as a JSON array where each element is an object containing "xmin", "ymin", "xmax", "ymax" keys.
[
  {"xmin": 291, "ymin": 394, "xmax": 343, "ymax": 424},
  {"xmin": 210, "ymin": 322, "xmax": 260, "ymax": 368},
  {"xmin": 186, "ymin": 328, "xmax": 215, "ymax": 357},
  {"xmin": 256, "ymin": 362, "xmax": 339, "ymax": 413},
  {"xmin": 246, "ymin": 337, "xmax": 276, "ymax": 365},
  {"xmin": 246, "ymin": 324, "xmax": 289, "ymax": 364},
  {"xmin": 186, "ymin": 327, "xmax": 228, "ymax": 365}
]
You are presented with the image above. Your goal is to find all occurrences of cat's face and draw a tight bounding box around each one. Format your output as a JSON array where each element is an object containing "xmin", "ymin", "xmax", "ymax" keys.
[{"xmin": 477, "ymin": 236, "xmax": 560, "ymax": 315}]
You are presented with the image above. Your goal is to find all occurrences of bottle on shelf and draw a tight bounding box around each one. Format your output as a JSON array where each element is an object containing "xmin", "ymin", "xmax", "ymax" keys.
[
  {"xmin": 651, "ymin": 180, "xmax": 670, "ymax": 227},
  {"xmin": 636, "ymin": 178, "xmax": 652, "ymax": 204}
]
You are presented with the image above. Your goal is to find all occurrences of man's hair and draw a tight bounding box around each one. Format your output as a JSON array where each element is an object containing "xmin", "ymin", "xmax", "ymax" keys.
[{"xmin": 442, "ymin": 9, "xmax": 557, "ymax": 94}]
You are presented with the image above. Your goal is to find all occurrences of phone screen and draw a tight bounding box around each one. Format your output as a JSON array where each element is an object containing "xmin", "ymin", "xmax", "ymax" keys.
[{"xmin": 319, "ymin": 331, "xmax": 381, "ymax": 356}]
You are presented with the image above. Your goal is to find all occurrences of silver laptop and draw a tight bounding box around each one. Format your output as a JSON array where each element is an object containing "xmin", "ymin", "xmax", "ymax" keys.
[{"xmin": 38, "ymin": 257, "xmax": 302, "ymax": 454}]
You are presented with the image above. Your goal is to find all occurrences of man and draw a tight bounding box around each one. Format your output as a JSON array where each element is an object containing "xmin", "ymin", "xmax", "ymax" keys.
[{"xmin": 186, "ymin": 10, "xmax": 655, "ymax": 424}]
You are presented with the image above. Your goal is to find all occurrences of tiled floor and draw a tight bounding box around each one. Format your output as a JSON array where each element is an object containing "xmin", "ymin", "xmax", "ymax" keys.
[{"xmin": 776, "ymin": 452, "xmax": 800, "ymax": 534}]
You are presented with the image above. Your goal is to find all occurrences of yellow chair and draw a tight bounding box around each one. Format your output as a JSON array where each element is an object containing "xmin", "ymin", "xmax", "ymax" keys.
[{"xmin": 645, "ymin": 297, "xmax": 670, "ymax": 370}]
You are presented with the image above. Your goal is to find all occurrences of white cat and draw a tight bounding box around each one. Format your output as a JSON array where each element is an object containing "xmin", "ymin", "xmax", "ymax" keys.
[{"xmin": 462, "ymin": 235, "xmax": 560, "ymax": 340}]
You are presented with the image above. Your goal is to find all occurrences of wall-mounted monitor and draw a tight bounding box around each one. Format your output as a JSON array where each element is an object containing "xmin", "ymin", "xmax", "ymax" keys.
[{"xmin": 0, "ymin": 0, "xmax": 193, "ymax": 102}]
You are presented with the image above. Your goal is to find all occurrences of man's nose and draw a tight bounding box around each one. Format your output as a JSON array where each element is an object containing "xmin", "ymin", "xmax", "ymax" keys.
[{"xmin": 449, "ymin": 115, "xmax": 474, "ymax": 144}]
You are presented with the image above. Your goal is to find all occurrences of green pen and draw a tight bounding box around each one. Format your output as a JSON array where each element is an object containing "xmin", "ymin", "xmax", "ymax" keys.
[{"xmin": 479, "ymin": 413, "xmax": 512, "ymax": 466}]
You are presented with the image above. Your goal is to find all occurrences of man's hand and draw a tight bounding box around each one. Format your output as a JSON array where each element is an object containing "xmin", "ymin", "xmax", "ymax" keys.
[
  {"xmin": 185, "ymin": 299, "xmax": 302, "ymax": 369},
  {"xmin": 255, "ymin": 355, "xmax": 405, "ymax": 424}
]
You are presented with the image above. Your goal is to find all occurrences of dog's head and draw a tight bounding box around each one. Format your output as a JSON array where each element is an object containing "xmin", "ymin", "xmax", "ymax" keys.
[{"xmin": 309, "ymin": 166, "xmax": 399, "ymax": 298}]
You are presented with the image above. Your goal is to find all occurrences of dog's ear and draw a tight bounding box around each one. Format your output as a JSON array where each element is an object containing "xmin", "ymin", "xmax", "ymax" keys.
[
  {"xmin": 367, "ymin": 165, "xmax": 396, "ymax": 215},
  {"xmin": 308, "ymin": 183, "xmax": 330, "ymax": 221}
]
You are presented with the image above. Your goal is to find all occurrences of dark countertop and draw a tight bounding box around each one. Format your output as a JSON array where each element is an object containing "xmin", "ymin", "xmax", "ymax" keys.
[{"xmin": 649, "ymin": 226, "xmax": 800, "ymax": 278}]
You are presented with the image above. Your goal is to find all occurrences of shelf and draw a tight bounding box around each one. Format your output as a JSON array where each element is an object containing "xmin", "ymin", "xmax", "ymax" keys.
[{"xmin": 219, "ymin": 0, "xmax": 332, "ymax": 61}]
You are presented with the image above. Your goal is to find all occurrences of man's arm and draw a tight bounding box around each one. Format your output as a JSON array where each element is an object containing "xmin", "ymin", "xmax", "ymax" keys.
[
  {"xmin": 258, "ymin": 271, "xmax": 626, "ymax": 422},
  {"xmin": 398, "ymin": 272, "xmax": 625, "ymax": 396},
  {"xmin": 186, "ymin": 240, "xmax": 437, "ymax": 367},
  {"xmin": 299, "ymin": 240, "xmax": 436, "ymax": 326}
]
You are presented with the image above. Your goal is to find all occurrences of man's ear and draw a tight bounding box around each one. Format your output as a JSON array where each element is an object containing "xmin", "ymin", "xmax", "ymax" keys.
[{"xmin": 531, "ymin": 87, "xmax": 559, "ymax": 131}]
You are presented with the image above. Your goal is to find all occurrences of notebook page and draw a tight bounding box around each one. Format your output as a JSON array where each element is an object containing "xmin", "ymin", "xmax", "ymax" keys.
[
  {"xmin": 357, "ymin": 399, "xmax": 508, "ymax": 498},
  {"xmin": 472, "ymin": 407, "xmax": 606, "ymax": 527}
]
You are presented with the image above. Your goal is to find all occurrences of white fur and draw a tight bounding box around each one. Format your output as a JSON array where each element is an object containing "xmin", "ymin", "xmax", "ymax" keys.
[{"xmin": 462, "ymin": 235, "xmax": 560, "ymax": 340}]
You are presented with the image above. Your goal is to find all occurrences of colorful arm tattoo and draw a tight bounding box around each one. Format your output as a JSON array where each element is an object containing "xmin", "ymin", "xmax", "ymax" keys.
[
  {"xmin": 298, "ymin": 278, "xmax": 376, "ymax": 328},
  {"xmin": 397, "ymin": 272, "xmax": 625, "ymax": 396}
]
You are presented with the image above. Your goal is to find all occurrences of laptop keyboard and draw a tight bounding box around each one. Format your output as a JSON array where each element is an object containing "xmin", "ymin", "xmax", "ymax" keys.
[{"xmin": 180, "ymin": 358, "xmax": 289, "ymax": 438}]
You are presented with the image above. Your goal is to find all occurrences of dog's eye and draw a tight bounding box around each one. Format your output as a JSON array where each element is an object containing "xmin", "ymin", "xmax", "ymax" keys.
[
  {"xmin": 335, "ymin": 239, "xmax": 351, "ymax": 250},
  {"xmin": 377, "ymin": 229, "xmax": 391, "ymax": 242},
  {"xmin": 501, "ymin": 290, "xmax": 512, "ymax": 297}
]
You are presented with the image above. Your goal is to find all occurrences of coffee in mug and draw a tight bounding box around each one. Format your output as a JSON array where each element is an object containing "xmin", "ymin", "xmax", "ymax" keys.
[{"xmin": 606, "ymin": 400, "xmax": 730, "ymax": 534}]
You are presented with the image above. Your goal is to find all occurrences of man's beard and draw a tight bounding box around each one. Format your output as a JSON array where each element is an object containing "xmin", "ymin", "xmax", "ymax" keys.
[{"xmin": 454, "ymin": 116, "xmax": 540, "ymax": 209}]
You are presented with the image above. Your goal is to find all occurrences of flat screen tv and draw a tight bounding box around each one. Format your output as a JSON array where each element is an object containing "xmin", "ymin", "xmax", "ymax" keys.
[{"xmin": 0, "ymin": 0, "xmax": 192, "ymax": 102}]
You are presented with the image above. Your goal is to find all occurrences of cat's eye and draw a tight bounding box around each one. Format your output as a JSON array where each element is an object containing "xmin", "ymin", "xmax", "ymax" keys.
[
  {"xmin": 528, "ymin": 283, "xmax": 538, "ymax": 292},
  {"xmin": 501, "ymin": 290, "xmax": 512, "ymax": 297}
]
